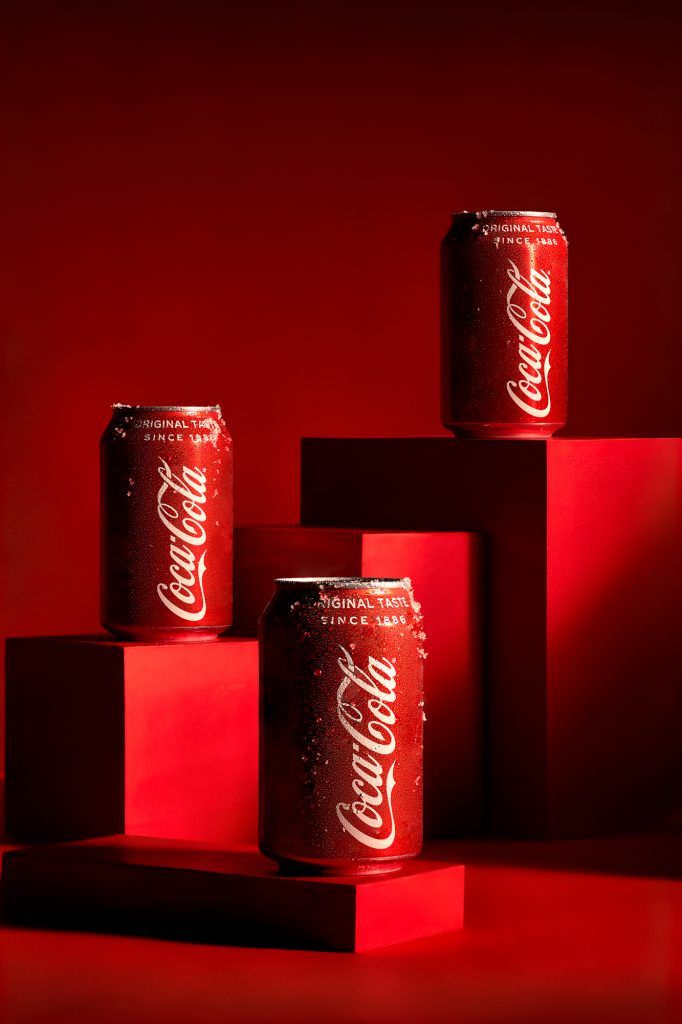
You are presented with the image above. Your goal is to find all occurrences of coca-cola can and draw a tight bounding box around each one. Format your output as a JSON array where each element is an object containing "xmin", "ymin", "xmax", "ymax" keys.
[
  {"xmin": 101, "ymin": 404, "xmax": 233, "ymax": 641},
  {"xmin": 259, "ymin": 577, "xmax": 425, "ymax": 875},
  {"xmin": 441, "ymin": 209, "xmax": 568, "ymax": 439}
]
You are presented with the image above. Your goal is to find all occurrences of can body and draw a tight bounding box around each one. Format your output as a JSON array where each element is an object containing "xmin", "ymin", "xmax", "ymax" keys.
[
  {"xmin": 101, "ymin": 404, "xmax": 233, "ymax": 641},
  {"xmin": 259, "ymin": 578, "xmax": 424, "ymax": 875},
  {"xmin": 441, "ymin": 210, "xmax": 568, "ymax": 439}
]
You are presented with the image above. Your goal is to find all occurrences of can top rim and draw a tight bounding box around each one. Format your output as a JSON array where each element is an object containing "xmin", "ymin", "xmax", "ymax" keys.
[
  {"xmin": 112, "ymin": 404, "xmax": 221, "ymax": 412},
  {"xmin": 451, "ymin": 209, "xmax": 557, "ymax": 219},
  {"xmin": 275, "ymin": 577, "xmax": 410, "ymax": 588}
]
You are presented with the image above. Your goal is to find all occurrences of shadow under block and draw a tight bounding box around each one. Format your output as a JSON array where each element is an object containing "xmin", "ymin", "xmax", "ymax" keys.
[
  {"xmin": 5, "ymin": 636, "xmax": 258, "ymax": 844},
  {"xmin": 0, "ymin": 836, "xmax": 465, "ymax": 953},
  {"xmin": 300, "ymin": 437, "xmax": 682, "ymax": 837},
  {"xmin": 234, "ymin": 526, "xmax": 483, "ymax": 837}
]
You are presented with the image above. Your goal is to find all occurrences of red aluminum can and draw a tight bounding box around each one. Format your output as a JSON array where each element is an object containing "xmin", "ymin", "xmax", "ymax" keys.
[
  {"xmin": 259, "ymin": 577, "xmax": 424, "ymax": 875},
  {"xmin": 441, "ymin": 210, "xmax": 568, "ymax": 439},
  {"xmin": 101, "ymin": 404, "xmax": 233, "ymax": 641}
]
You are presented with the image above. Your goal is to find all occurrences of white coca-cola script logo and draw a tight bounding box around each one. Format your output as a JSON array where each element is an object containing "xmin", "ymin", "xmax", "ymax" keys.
[
  {"xmin": 156, "ymin": 459, "xmax": 208, "ymax": 622},
  {"xmin": 505, "ymin": 259, "xmax": 552, "ymax": 418},
  {"xmin": 335, "ymin": 646, "xmax": 397, "ymax": 850}
]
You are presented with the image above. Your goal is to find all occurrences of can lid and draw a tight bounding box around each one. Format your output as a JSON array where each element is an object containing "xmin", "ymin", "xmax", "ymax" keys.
[
  {"xmin": 451, "ymin": 209, "xmax": 557, "ymax": 219},
  {"xmin": 275, "ymin": 577, "xmax": 410, "ymax": 588},
  {"xmin": 112, "ymin": 403, "xmax": 221, "ymax": 412}
]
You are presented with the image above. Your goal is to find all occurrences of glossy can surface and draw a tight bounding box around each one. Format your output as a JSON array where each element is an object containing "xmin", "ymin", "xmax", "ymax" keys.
[
  {"xmin": 101, "ymin": 404, "xmax": 233, "ymax": 641},
  {"xmin": 259, "ymin": 578, "xmax": 424, "ymax": 875},
  {"xmin": 441, "ymin": 210, "xmax": 568, "ymax": 439}
]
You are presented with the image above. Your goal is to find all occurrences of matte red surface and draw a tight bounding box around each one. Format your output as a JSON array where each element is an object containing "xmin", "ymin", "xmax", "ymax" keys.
[
  {"xmin": 0, "ymin": 835, "xmax": 465, "ymax": 953},
  {"xmin": 547, "ymin": 440, "xmax": 682, "ymax": 833},
  {"xmin": 5, "ymin": 636, "xmax": 258, "ymax": 844},
  {"xmin": 1, "ymin": 4, "xmax": 681, "ymax": 761},
  {"xmin": 0, "ymin": 835, "xmax": 680, "ymax": 1023},
  {"xmin": 301, "ymin": 437, "xmax": 682, "ymax": 836},
  {"xmin": 235, "ymin": 527, "xmax": 482, "ymax": 836}
]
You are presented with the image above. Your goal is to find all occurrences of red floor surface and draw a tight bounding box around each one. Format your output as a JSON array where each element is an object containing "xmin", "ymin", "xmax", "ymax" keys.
[{"xmin": 1, "ymin": 837, "xmax": 680, "ymax": 1024}]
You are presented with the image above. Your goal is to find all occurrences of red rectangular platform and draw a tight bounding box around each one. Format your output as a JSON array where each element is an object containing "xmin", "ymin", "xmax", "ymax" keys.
[
  {"xmin": 233, "ymin": 526, "xmax": 483, "ymax": 837},
  {"xmin": 0, "ymin": 835, "xmax": 465, "ymax": 953},
  {"xmin": 300, "ymin": 437, "xmax": 682, "ymax": 837},
  {"xmin": 5, "ymin": 636, "xmax": 258, "ymax": 845}
]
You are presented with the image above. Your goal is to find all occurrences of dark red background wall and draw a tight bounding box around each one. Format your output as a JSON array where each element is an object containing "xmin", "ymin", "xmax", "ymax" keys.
[{"xmin": 1, "ymin": 1, "xmax": 680, "ymax": 655}]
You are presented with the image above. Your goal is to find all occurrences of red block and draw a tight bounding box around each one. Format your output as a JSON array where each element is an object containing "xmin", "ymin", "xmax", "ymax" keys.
[
  {"xmin": 234, "ymin": 526, "xmax": 483, "ymax": 837},
  {"xmin": 300, "ymin": 437, "xmax": 682, "ymax": 837},
  {"xmin": 1, "ymin": 835, "xmax": 465, "ymax": 953},
  {"xmin": 5, "ymin": 636, "xmax": 258, "ymax": 845}
]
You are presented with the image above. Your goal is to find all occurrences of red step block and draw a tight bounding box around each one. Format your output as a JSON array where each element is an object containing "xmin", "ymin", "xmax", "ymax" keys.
[
  {"xmin": 234, "ymin": 526, "xmax": 483, "ymax": 837},
  {"xmin": 0, "ymin": 835, "xmax": 465, "ymax": 952},
  {"xmin": 300, "ymin": 437, "xmax": 682, "ymax": 837},
  {"xmin": 5, "ymin": 636, "xmax": 258, "ymax": 845}
]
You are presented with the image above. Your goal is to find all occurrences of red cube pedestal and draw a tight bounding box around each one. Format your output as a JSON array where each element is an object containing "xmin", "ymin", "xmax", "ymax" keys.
[
  {"xmin": 5, "ymin": 636, "xmax": 258, "ymax": 845},
  {"xmin": 234, "ymin": 526, "xmax": 483, "ymax": 837},
  {"xmin": 1, "ymin": 835, "xmax": 465, "ymax": 953},
  {"xmin": 301, "ymin": 437, "xmax": 682, "ymax": 837}
]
